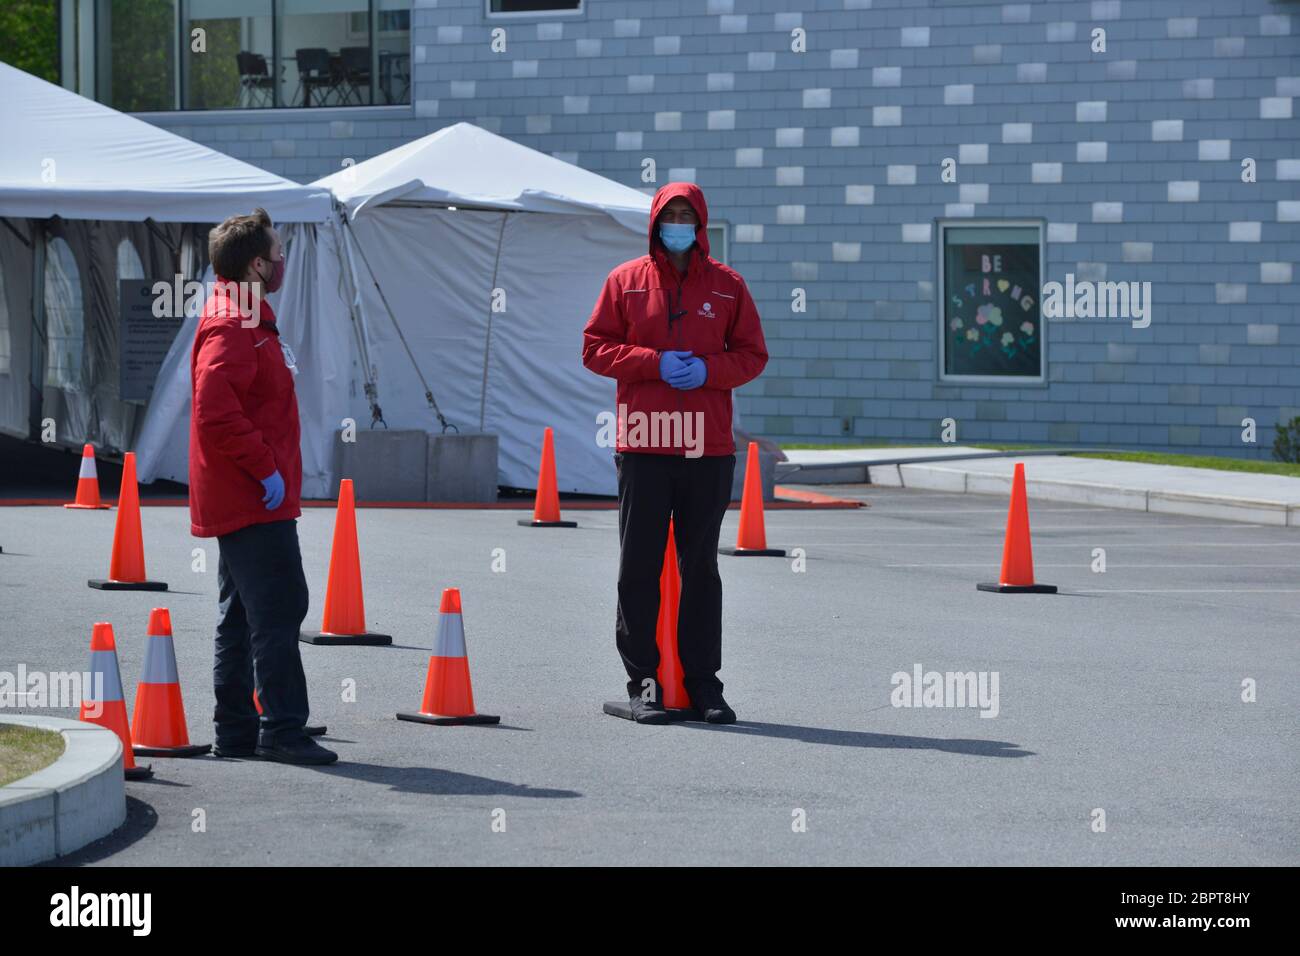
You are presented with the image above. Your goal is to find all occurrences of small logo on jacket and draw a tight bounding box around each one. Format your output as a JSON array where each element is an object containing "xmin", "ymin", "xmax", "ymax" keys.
[{"xmin": 698, "ymin": 301, "xmax": 713, "ymax": 318}]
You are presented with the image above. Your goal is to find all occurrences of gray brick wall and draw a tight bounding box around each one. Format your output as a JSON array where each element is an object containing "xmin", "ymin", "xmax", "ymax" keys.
[{"xmin": 144, "ymin": 0, "xmax": 1300, "ymax": 458}]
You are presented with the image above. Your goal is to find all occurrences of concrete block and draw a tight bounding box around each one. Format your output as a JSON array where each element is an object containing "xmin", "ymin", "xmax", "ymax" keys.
[
  {"xmin": 868, "ymin": 463, "xmax": 903, "ymax": 487},
  {"xmin": 899, "ymin": 464, "xmax": 967, "ymax": 492},
  {"xmin": 334, "ymin": 429, "xmax": 428, "ymax": 502},
  {"xmin": 427, "ymin": 432, "xmax": 499, "ymax": 503},
  {"xmin": 1148, "ymin": 491, "xmax": 1289, "ymax": 526}
]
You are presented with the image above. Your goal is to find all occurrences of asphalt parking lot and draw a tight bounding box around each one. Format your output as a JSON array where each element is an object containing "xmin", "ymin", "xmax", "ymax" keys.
[{"xmin": 2, "ymin": 485, "xmax": 1297, "ymax": 865}]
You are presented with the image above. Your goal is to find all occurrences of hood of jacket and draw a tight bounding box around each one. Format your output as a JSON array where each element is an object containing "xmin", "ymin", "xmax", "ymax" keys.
[{"xmin": 648, "ymin": 182, "xmax": 710, "ymax": 262}]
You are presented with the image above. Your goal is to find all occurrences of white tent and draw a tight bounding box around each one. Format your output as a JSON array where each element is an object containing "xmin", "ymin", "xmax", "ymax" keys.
[
  {"xmin": 0, "ymin": 62, "xmax": 331, "ymax": 454},
  {"xmin": 139, "ymin": 122, "xmax": 652, "ymax": 497}
]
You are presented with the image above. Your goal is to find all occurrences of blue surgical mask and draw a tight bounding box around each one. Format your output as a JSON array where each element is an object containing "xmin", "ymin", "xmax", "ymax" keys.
[{"xmin": 658, "ymin": 222, "xmax": 696, "ymax": 253}]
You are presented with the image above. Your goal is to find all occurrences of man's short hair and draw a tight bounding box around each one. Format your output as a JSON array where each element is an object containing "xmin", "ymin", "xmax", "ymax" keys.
[{"xmin": 209, "ymin": 208, "xmax": 273, "ymax": 281}]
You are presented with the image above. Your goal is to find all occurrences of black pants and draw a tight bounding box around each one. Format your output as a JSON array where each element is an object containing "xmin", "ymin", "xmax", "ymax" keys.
[
  {"xmin": 615, "ymin": 451, "xmax": 736, "ymax": 702},
  {"xmin": 214, "ymin": 519, "xmax": 311, "ymax": 747}
]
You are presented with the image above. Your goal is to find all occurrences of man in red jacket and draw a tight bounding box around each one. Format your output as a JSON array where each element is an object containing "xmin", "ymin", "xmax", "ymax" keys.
[
  {"xmin": 583, "ymin": 182, "xmax": 768, "ymax": 724},
  {"xmin": 190, "ymin": 208, "xmax": 335, "ymax": 765}
]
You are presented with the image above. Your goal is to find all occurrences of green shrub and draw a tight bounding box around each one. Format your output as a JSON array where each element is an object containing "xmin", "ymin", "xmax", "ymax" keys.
[{"xmin": 1273, "ymin": 416, "xmax": 1300, "ymax": 463}]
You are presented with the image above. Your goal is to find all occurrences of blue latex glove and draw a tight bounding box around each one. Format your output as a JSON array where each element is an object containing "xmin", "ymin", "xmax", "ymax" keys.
[
  {"xmin": 259, "ymin": 469, "xmax": 285, "ymax": 510},
  {"xmin": 659, "ymin": 350, "xmax": 694, "ymax": 384},
  {"xmin": 668, "ymin": 356, "xmax": 707, "ymax": 390}
]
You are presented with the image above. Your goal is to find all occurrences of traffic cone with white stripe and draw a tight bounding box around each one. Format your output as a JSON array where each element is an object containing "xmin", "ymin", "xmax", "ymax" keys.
[
  {"xmin": 977, "ymin": 462, "xmax": 1057, "ymax": 594},
  {"xmin": 397, "ymin": 588, "xmax": 499, "ymax": 726},
  {"xmin": 65, "ymin": 444, "xmax": 111, "ymax": 510},
  {"xmin": 80, "ymin": 622, "xmax": 152, "ymax": 780},
  {"xmin": 130, "ymin": 608, "xmax": 210, "ymax": 757}
]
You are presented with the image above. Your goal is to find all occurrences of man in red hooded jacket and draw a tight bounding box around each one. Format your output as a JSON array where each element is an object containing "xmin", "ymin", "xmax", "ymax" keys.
[
  {"xmin": 189, "ymin": 208, "xmax": 335, "ymax": 765},
  {"xmin": 583, "ymin": 182, "xmax": 768, "ymax": 724}
]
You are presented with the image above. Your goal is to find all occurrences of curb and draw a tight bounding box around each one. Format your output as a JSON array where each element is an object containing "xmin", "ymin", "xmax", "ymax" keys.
[
  {"xmin": 0, "ymin": 716, "xmax": 126, "ymax": 866},
  {"xmin": 875, "ymin": 463, "xmax": 1298, "ymax": 527}
]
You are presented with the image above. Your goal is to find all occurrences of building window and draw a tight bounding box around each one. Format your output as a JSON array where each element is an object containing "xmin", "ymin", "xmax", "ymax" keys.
[
  {"xmin": 707, "ymin": 224, "xmax": 728, "ymax": 265},
  {"xmin": 44, "ymin": 237, "xmax": 86, "ymax": 391},
  {"xmin": 64, "ymin": 1, "xmax": 411, "ymax": 111},
  {"xmin": 937, "ymin": 221, "xmax": 1045, "ymax": 383},
  {"xmin": 487, "ymin": 1, "xmax": 582, "ymax": 16}
]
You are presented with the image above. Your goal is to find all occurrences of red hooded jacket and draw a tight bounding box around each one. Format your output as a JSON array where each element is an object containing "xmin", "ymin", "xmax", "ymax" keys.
[
  {"xmin": 582, "ymin": 182, "xmax": 767, "ymax": 457},
  {"xmin": 188, "ymin": 281, "xmax": 302, "ymax": 538}
]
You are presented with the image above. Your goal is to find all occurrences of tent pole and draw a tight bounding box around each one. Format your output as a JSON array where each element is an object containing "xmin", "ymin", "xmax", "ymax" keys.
[
  {"xmin": 337, "ymin": 214, "xmax": 384, "ymax": 427},
  {"xmin": 479, "ymin": 212, "xmax": 508, "ymax": 432},
  {"xmin": 28, "ymin": 220, "xmax": 47, "ymax": 441},
  {"xmin": 343, "ymin": 212, "xmax": 457, "ymax": 433}
]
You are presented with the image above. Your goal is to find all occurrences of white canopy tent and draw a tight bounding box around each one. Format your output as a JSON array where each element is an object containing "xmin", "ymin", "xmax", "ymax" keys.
[
  {"xmin": 0, "ymin": 62, "xmax": 331, "ymax": 455},
  {"xmin": 140, "ymin": 122, "xmax": 652, "ymax": 497}
]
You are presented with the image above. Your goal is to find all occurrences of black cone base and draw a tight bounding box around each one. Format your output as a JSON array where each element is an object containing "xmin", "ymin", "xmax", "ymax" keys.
[
  {"xmin": 124, "ymin": 765, "xmax": 154, "ymax": 780},
  {"xmin": 602, "ymin": 700, "xmax": 701, "ymax": 722},
  {"xmin": 396, "ymin": 711, "xmax": 500, "ymax": 726},
  {"xmin": 89, "ymin": 579, "xmax": 168, "ymax": 591},
  {"xmin": 300, "ymin": 631, "xmax": 392, "ymax": 646},
  {"xmin": 133, "ymin": 743, "xmax": 211, "ymax": 758},
  {"xmin": 517, "ymin": 519, "xmax": 577, "ymax": 527},
  {"xmin": 976, "ymin": 582, "xmax": 1058, "ymax": 594},
  {"xmin": 718, "ymin": 546, "xmax": 786, "ymax": 557}
]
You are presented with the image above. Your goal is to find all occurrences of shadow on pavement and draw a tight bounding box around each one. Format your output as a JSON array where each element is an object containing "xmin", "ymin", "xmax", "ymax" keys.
[
  {"xmin": 319, "ymin": 760, "xmax": 581, "ymax": 798},
  {"xmin": 40, "ymin": 795, "xmax": 159, "ymax": 866},
  {"xmin": 675, "ymin": 720, "xmax": 1034, "ymax": 757}
]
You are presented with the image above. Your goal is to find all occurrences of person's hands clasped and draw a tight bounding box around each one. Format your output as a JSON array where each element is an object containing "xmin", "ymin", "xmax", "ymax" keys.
[
  {"xmin": 668, "ymin": 355, "xmax": 707, "ymax": 390},
  {"xmin": 659, "ymin": 349, "xmax": 694, "ymax": 385}
]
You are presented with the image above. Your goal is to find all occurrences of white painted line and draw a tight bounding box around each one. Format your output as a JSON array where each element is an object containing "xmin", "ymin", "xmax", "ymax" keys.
[
  {"xmin": 799, "ymin": 541, "xmax": 1300, "ymax": 548},
  {"xmin": 885, "ymin": 563, "xmax": 1300, "ymax": 568},
  {"xmin": 1070, "ymin": 589, "xmax": 1300, "ymax": 594}
]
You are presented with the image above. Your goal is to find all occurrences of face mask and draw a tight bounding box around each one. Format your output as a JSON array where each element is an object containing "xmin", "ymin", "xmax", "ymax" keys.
[
  {"xmin": 658, "ymin": 223, "xmax": 696, "ymax": 253},
  {"xmin": 259, "ymin": 256, "xmax": 285, "ymax": 293}
]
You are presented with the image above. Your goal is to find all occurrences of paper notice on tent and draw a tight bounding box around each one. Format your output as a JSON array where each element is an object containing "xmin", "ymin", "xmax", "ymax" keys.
[{"xmin": 120, "ymin": 280, "xmax": 183, "ymax": 403}]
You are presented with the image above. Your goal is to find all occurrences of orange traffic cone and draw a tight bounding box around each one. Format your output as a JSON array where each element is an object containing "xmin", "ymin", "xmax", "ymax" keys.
[
  {"xmin": 720, "ymin": 441, "xmax": 785, "ymax": 556},
  {"xmin": 603, "ymin": 518, "xmax": 702, "ymax": 722},
  {"xmin": 300, "ymin": 478, "xmax": 391, "ymax": 645},
  {"xmin": 253, "ymin": 688, "xmax": 326, "ymax": 737},
  {"xmin": 130, "ymin": 608, "xmax": 210, "ymax": 757},
  {"xmin": 977, "ymin": 462, "xmax": 1057, "ymax": 594},
  {"xmin": 80, "ymin": 622, "xmax": 152, "ymax": 780},
  {"xmin": 517, "ymin": 427, "xmax": 576, "ymax": 528},
  {"xmin": 396, "ymin": 588, "xmax": 499, "ymax": 726},
  {"xmin": 65, "ymin": 444, "xmax": 111, "ymax": 509},
  {"xmin": 655, "ymin": 519, "xmax": 693, "ymax": 711},
  {"xmin": 88, "ymin": 452, "xmax": 167, "ymax": 590}
]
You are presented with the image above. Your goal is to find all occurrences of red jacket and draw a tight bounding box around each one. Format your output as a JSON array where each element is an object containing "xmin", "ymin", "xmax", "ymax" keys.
[
  {"xmin": 582, "ymin": 182, "xmax": 767, "ymax": 457},
  {"xmin": 189, "ymin": 281, "xmax": 302, "ymax": 538}
]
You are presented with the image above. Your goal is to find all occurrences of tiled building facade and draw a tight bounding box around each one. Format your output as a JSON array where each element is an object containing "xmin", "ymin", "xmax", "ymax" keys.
[{"xmin": 117, "ymin": 0, "xmax": 1298, "ymax": 456}]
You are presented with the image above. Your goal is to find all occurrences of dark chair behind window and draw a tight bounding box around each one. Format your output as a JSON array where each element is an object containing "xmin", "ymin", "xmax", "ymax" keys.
[
  {"xmin": 294, "ymin": 48, "xmax": 334, "ymax": 107},
  {"xmin": 236, "ymin": 51, "xmax": 274, "ymax": 108},
  {"xmin": 339, "ymin": 47, "xmax": 371, "ymax": 106}
]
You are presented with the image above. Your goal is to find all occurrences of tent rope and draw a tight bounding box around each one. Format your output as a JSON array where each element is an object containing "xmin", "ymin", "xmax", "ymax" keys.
[{"xmin": 342, "ymin": 216, "xmax": 456, "ymax": 433}]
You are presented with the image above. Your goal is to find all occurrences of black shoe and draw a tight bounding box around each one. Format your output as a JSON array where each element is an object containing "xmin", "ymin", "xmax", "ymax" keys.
[
  {"xmin": 212, "ymin": 742, "xmax": 258, "ymax": 758},
  {"xmin": 627, "ymin": 696, "xmax": 673, "ymax": 725},
  {"xmin": 255, "ymin": 736, "xmax": 339, "ymax": 765},
  {"xmin": 694, "ymin": 692, "xmax": 736, "ymax": 724}
]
